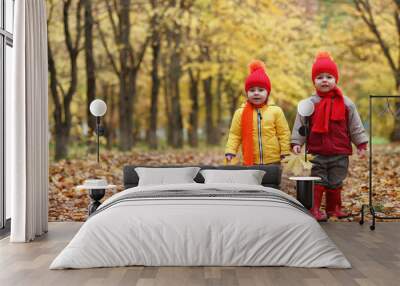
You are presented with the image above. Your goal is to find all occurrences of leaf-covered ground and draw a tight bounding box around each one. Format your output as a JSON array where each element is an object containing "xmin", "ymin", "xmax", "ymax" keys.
[{"xmin": 49, "ymin": 144, "xmax": 400, "ymax": 222}]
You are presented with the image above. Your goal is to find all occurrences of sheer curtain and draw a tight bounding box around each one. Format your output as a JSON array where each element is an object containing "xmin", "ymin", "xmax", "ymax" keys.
[{"xmin": 7, "ymin": 0, "xmax": 48, "ymax": 242}]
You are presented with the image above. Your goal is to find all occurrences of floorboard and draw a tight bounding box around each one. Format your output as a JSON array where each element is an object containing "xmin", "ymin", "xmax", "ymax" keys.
[{"xmin": 0, "ymin": 222, "xmax": 399, "ymax": 286}]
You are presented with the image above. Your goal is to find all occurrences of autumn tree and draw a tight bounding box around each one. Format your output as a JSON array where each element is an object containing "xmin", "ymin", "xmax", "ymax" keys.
[
  {"xmin": 96, "ymin": 0, "xmax": 150, "ymax": 151},
  {"xmin": 48, "ymin": 0, "xmax": 83, "ymax": 160},
  {"xmin": 352, "ymin": 0, "xmax": 400, "ymax": 141},
  {"xmin": 160, "ymin": 0, "xmax": 197, "ymax": 148}
]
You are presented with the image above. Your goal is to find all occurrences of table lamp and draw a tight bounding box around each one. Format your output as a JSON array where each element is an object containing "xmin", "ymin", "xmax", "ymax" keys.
[
  {"xmin": 297, "ymin": 99, "xmax": 314, "ymax": 162},
  {"xmin": 89, "ymin": 99, "xmax": 107, "ymax": 163}
]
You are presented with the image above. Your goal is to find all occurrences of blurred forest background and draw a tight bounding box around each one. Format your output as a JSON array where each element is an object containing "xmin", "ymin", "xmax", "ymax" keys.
[{"xmin": 47, "ymin": 0, "xmax": 400, "ymax": 161}]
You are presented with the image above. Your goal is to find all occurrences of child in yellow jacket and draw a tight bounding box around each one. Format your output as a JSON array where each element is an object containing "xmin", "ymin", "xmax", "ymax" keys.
[{"xmin": 225, "ymin": 60, "xmax": 291, "ymax": 165}]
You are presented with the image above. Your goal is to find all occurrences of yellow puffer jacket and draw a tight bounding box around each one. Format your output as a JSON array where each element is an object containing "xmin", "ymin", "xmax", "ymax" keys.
[{"xmin": 225, "ymin": 100, "xmax": 291, "ymax": 164}]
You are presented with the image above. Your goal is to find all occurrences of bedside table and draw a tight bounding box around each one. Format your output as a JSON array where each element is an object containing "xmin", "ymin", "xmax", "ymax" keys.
[
  {"xmin": 289, "ymin": 176, "xmax": 321, "ymax": 210},
  {"xmin": 76, "ymin": 184, "xmax": 117, "ymax": 215}
]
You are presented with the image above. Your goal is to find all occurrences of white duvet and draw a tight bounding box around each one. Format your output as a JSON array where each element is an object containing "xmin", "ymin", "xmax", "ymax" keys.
[{"xmin": 50, "ymin": 183, "xmax": 351, "ymax": 269}]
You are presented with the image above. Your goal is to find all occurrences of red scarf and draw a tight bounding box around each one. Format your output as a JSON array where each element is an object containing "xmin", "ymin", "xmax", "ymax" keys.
[
  {"xmin": 312, "ymin": 87, "xmax": 345, "ymax": 133},
  {"xmin": 241, "ymin": 101, "xmax": 266, "ymax": 165}
]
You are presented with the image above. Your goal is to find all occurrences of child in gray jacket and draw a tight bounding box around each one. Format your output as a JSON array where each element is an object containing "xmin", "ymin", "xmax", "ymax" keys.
[{"xmin": 291, "ymin": 52, "xmax": 368, "ymax": 221}]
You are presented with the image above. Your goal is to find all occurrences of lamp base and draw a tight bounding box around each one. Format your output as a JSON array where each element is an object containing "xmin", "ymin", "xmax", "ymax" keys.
[
  {"xmin": 295, "ymin": 180, "xmax": 314, "ymax": 210},
  {"xmin": 88, "ymin": 189, "xmax": 105, "ymax": 215}
]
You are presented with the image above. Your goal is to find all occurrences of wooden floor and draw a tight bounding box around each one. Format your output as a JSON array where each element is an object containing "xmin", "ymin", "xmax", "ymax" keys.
[{"xmin": 0, "ymin": 222, "xmax": 399, "ymax": 286}]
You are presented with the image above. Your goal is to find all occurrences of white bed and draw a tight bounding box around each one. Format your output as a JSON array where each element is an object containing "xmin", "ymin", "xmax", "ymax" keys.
[{"xmin": 50, "ymin": 183, "xmax": 351, "ymax": 269}]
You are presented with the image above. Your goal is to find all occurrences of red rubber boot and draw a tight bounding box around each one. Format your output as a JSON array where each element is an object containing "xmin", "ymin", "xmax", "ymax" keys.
[
  {"xmin": 326, "ymin": 187, "xmax": 349, "ymax": 218},
  {"xmin": 310, "ymin": 184, "xmax": 327, "ymax": 222}
]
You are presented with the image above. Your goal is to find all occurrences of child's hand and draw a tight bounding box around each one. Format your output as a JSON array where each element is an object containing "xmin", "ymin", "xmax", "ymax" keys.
[
  {"xmin": 356, "ymin": 143, "xmax": 368, "ymax": 159},
  {"xmin": 292, "ymin": 145, "xmax": 301, "ymax": 155},
  {"xmin": 225, "ymin": 154, "xmax": 236, "ymax": 162},
  {"xmin": 357, "ymin": 148, "xmax": 367, "ymax": 159}
]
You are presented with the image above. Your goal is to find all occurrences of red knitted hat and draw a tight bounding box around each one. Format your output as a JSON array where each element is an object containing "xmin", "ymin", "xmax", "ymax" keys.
[
  {"xmin": 311, "ymin": 52, "xmax": 339, "ymax": 83},
  {"xmin": 245, "ymin": 60, "xmax": 271, "ymax": 93}
]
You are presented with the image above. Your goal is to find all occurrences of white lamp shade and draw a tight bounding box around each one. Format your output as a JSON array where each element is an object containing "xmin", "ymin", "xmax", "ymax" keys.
[
  {"xmin": 90, "ymin": 99, "xmax": 107, "ymax": 117},
  {"xmin": 297, "ymin": 99, "xmax": 314, "ymax": 117}
]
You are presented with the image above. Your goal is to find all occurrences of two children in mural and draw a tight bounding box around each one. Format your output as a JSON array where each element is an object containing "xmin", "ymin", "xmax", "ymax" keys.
[{"xmin": 225, "ymin": 52, "xmax": 368, "ymax": 221}]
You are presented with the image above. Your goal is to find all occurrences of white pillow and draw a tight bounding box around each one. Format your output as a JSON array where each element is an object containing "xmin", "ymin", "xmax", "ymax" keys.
[
  {"xmin": 135, "ymin": 167, "xmax": 201, "ymax": 186},
  {"xmin": 200, "ymin": 169, "xmax": 266, "ymax": 185}
]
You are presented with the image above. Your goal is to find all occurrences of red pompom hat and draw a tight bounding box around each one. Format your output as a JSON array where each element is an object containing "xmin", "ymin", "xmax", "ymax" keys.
[
  {"xmin": 311, "ymin": 51, "xmax": 339, "ymax": 83},
  {"xmin": 244, "ymin": 60, "xmax": 271, "ymax": 93}
]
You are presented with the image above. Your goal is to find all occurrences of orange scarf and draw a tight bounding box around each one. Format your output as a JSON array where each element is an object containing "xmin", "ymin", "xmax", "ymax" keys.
[
  {"xmin": 241, "ymin": 101, "xmax": 266, "ymax": 165},
  {"xmin": 312, "ymin": 87, "xmax": 345, "ymax": 133}
]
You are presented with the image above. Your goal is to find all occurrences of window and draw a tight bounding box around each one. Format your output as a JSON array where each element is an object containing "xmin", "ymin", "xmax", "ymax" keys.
[{"xmin": 1, "ymin": 0, "xmax": 14, "ymax": 232}]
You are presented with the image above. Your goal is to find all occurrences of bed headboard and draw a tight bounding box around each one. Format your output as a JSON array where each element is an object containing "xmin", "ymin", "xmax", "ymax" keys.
[{"xmin": 123, "ymin": 164, "xmax": 282, "ymax": 190}]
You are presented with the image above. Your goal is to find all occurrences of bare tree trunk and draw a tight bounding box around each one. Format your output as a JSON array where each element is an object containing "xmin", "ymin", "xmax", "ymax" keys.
[
  {"xmin": 148, "ymin": 52, "xmax": 160, "ymax": 149},
  {"xmin": 203, "ymin": 75, "xmax": 217, "ymax": 145},
  {"xmin": 188, "ymin": 68, "xmax": 199, "ymax": 147},
  {"xmin": 148, "ymin": 44, "xmax": 161, "ymax": 149},
  {"xmin": 129, "ymin": 71, "xmax": 139, "ymax": 145},
  {"xmin": 163, "ymin": 71, "xmax": 173, "ymax": 146},
  {"xmin": 84, "ymin": 0, "xmax": 96, "ymax": 133},
  {"xmin": 169, "ymin": 51, "xmax": 183, "ymax": 148},
  {"xmin": 215, "ymin": 72, "xmax": 223, "ymax": 144},
  {"xmin": 227, "ymin": 84, "xmax": 241, "ymax": 120},
  {"xmin": 101, "ymin": 82, "xmax": 114, "ymax": 150},
  {"xmin": 160, "ymin": 46, "xmax": 173, "ymax": 146},
  {"xmin": 108, "ymin": 84, "xmax": 117, "ymax": 148},
  {"xmin": 55, "ymin": 127, "xmax": 70, "ymax": 160},
  {"xmin": 48, "ymin": 42, "xmax": 64, "ymax": 160},
  {"xmin": 165, "ymin": 21, "xmax": 183, "ymax": 148},
  {"xmin": 102, "ymin": 83, "xmax": 118, "ymax": 149},
  {"xmin": 200, "ymin": 45, "xmax": 218, "ymax": 145},
  {"xmin": 148, "ymin": 3, "xmax": 161, "ymax": 149},
  {"xmin": 118, "ymin": 0, "xmax": 133, "ymax": 150}
]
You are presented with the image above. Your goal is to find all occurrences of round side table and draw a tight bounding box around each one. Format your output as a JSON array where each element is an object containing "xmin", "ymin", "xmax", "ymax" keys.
[
  {"xmin": 76, "ymin": 184, "xmax": 116, "ymax": 215},
  {"xmin": 289, "ymin": 177, "xmax": 321, "ymax": 210}
]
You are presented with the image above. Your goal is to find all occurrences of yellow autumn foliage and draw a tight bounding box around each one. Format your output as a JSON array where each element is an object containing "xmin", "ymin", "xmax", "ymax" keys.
[{"xmin": 47, "ymin": 0, "xmax": 399, "ymax": 142}]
